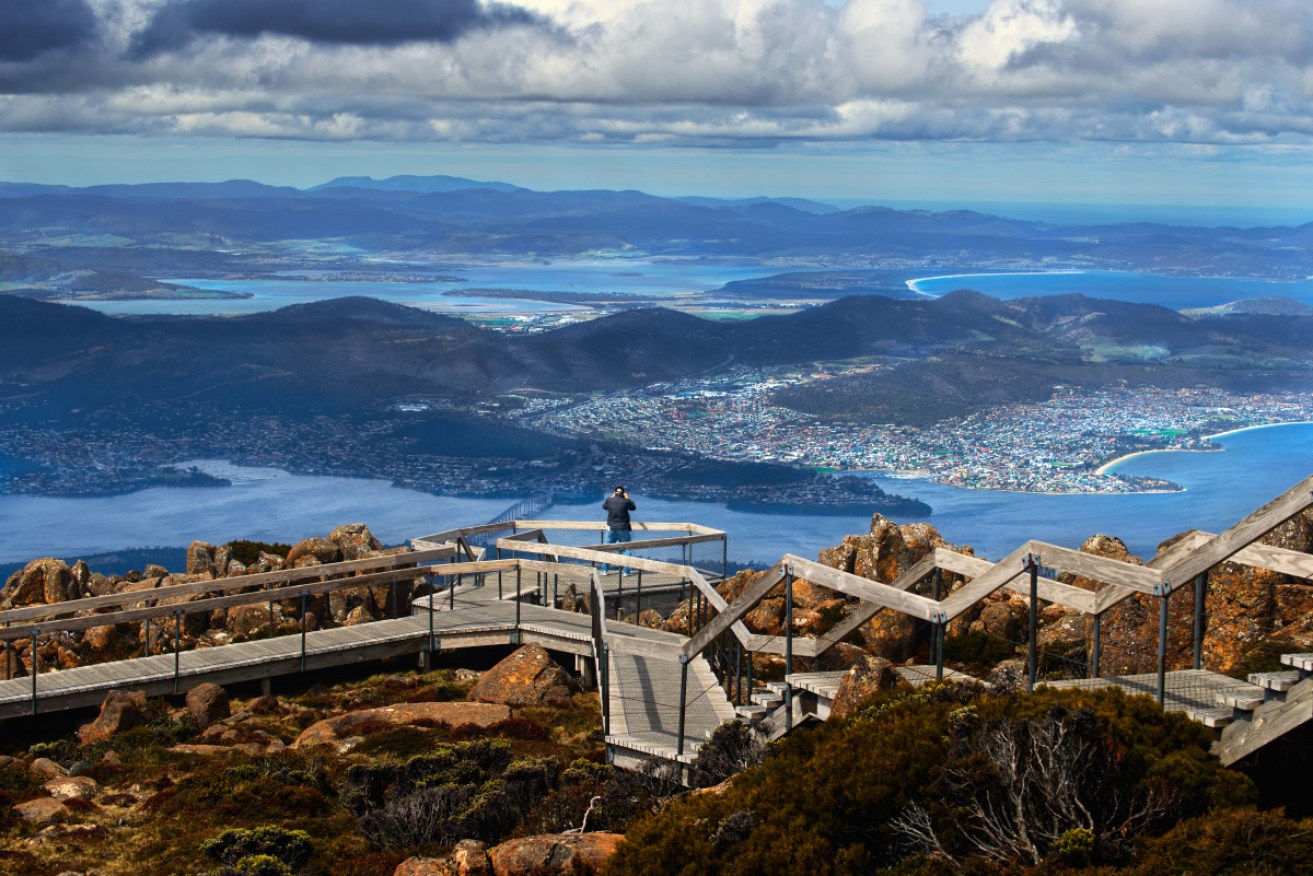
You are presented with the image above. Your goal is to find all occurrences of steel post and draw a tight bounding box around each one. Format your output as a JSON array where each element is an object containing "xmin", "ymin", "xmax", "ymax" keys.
[
  {"xmin": 300, "ymin": 591, "xmax": 308, "ymax": 672},
  {"xmin": 174, "ymin": 611, "xmax": 182, "ymax": 692},
  {"xmin": 616, "ymin": 568, "xmax": 623, "ymax": 621},
  {"xmin": 1091, "ymin": 613, "xmax": 1102, "ymax": 678},
  {"xmin": 268, "ymin": 600, "xmax": 274, "ymax": 635},
  {"xmin": 936, "ymin": 620, "xmax": 945, "ymax": 680},
  {"xmin": 677, "ymin": 658, "xmax": 689, "ymax": 758},
  {"xmin": 1157, "ymin": 591, "xmax": 1169, "ymax": 706},
  {"xmin": 1027, "ymin": 556, "xmax": 1039, "ymax": 693},
  {"xmin": 30, "ymin": 627, "xmax": 38, "ymax": 716},
  {"xmin": 636, "ymin": 570, "xmax": 643, "ymax": 617},
  {"xmin": 515, "ymin": 566, "xmax": 522, "ymax": 638},
  {"xmin": 1193, "ymin": 572, "xmax": 1207, "ymax": 670},
  {"xmin": 785, "ymin": 569, "xmax": 794, "ymax": 732}
]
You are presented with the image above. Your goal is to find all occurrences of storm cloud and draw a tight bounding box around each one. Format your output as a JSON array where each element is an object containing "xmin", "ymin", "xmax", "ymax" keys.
[
  {"xmin": 0, "ymin": 0, "xmax": 98, "ymax": 62},
  {"xmin": 129, "ymin": 0, "xmax": 549, "ymax": 57}
]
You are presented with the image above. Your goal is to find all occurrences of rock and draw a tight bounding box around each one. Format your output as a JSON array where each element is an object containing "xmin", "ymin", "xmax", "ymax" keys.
[
  {"xmin": 226, "ymin": 603, "xmax": 279, "ymax": 638},
  {"xmin": 487, "ymin": 833, "xmax": 623, "ymax": 876},
  {"xmin": 212, "ymin": 545, "xmax": 233, "ymax": 577},
  {"xmin": 636, "ymin": 609, "xmax": 665, "ymax": 629},
  {"xmin": 343, "ymin": 603, "xmax": 376, "ymax": 626},
  {"xmin": 986, "ymin": 658, "xmax": 1029, "ymax": 689},
  {"xmin": 329, "ymin": 523, "xmax": 383, "ymax": 560},
  {"xmin": 286, "ymin": 537, "xmax": 342, "ymax": 568},
  {"xmin": 977, "ymin": 602, "xmax": 1021, "ymax": 642},
  {"xmin": 186, "ymin": 541, "xmax": 215, "ymax": 576},
  {"xmin": 11, "ymin": 797, "xmax": 69, "ymax": 825},
  {"xmin": 77, "ymin": 689, "xmax": 148, "ymax": 745},
  {"xmin": 258, "ymin": 551, "xmax": 286, "ymax": 572},
  {"xmin": 828, "ymin": 655, "xmax": 897, "ymax": 718},
  {"xmin": 86, "ymin": 572, "xmax": 113, "ymax": 597},
  {"xmin": 293, "ymin": 701, "xmax": 511, "ymax": 748},
  {"xmin": 0, "ymin": 755, "xmax": 13, "ymax": 769},
  {"xmin": 467, "ymin": 643, "xmax": 575, "ymax": 707},
  {"xmin": 452, "ymin": 839, "xmax": 492, "ymax": 876},
  {"xmin": 44, "ymin": 776, "xmax": 99, "ymax": 801},
  {"xmin": 186, "ymin": 683, "xmax": 231, "ymax": 727},
  {"xmin": 4, "ymin": 558, "xmax": 74, "ymax": 607},
  {"xmin": 816, "ymin": 642, "xmax": 872, "ymax": 672},
  {"xmin": 29, "ymin": 758, "xmax": 69, "ymax": 780},
  {"xmin": 144, "ymin": 564, "xmax": 170, "ymax": 580},
  {"xmin": 394, "ymin": 858, "xmax": 455, "ymax": 876},
  {"xmin": 70, "ymin": 560, "xmax": 91, "ymax": 597}
]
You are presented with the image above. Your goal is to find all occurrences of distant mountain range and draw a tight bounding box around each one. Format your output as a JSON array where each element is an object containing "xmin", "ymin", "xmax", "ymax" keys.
[
  {"xmin": 3, "ymin": 291, "xmax": 1310, "ymax": 425},
  {"xmin": 3, "ymin": 175, "xmax": 1312, "ymax": 281}
]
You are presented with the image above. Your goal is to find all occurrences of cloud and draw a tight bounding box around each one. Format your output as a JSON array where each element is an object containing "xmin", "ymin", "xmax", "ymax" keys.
[
  {"xmin": 129, "ymin": 0, "xmax": 550, "ymax": 58},
  {"xmin": 0, "ymin": 0, "xmax": 99, "ymax": 62},
  {"xmin": 1, "ymin": 0, "xmax": 1312, "ymax": 152}
]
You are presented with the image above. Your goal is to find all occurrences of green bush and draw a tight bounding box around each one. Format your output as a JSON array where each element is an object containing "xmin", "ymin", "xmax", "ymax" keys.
[
  {"xmin": 203, "ymin": 826, "xmax": 314, "ymax": 872},
  {"xmin": 604, "ymin": 684, "xmax": 1255, "ymax": 876},
  {"xmin": 941, "ymin": 631, "xmax": 1014, "ymax": 674},
  {"xmin": 1134, "ymin": 807, "xmax": 1313, "ymax": 875}
]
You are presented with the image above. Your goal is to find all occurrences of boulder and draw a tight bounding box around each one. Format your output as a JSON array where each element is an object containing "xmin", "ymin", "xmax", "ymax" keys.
[
  {"xmin": 828, "ymin": 655, "xmax": 897, "ymax": 718},
  {"xmin": 144, "ymin": 564, "xmax": 170, "ymax": 580},
  {"xmin": 4, "ymin": 558, "xmax": 74, "ymax": 607},
  {"xmin": 986, "ymin": 658, "xmax": 1028, "ymax": 689},
  {"xmin": 186, "ymin": 541, "xmax": 215, "ymax": 576},
  {"xmin": 286, "ymin": 537, "xmax": 342, "ymax": 568},
  {"xmin": 29, "ymin": 757, "xmax": 69, "ymax": 780},
  {"xmin": 77, "ymin": 689, "xmax": 148, "ymax": 745},
  {"xmin": 452, "ymin": 839, "xmax": 492, "ymax": 876},
  {"xmin": 44, "ymin": 776, "xmax": 98, "ymax": 801},
  {"xmin": 212, "ymin": 545, "xmax": 233, "ymax": 578},
  {"xmin": 11, "ymin": 797, "xmax": 69, "ymax": 825},
  {"xmin": 467, "ymin": 643, "xmax": 575, "ymax": 707},
  {"xmin": 227, "ymin": 604, "xmax": 279, "ymax": 639},
  {"xmin": 976, "ymin": 602, "xmax": 1021, "ymax": 642},
  {"xmin": 329, "ymin": 523, "xmax": 383, "ymax": 560},
  {"xmin": 816, "ymin": 642, "xmax": 872, "ymax": 672},
  {"xmin": 70, "ymin": 560, "xmax": 91, "ymax": 597},
  {"xmin": 293, "ymin": 702, "xmax": 511, "ymax": 749},
  {"xmin": 186, "ymin": 683, "xmax": 231, "ymax": 727},
  {"xmin": 487, "ymin": 832, "xmax": 623, "ymax": 876}
]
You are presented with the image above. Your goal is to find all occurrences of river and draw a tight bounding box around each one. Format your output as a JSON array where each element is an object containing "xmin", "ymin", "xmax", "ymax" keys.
[{"xmin": 1, "ymin": 424, "xmax": 1310, "ymax": 569}]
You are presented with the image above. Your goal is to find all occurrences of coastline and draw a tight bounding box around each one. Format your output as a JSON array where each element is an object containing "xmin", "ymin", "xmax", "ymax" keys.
[
  {"xmin": 1095, "ymin": 421, "xmax": 1313, "ymax": 475},
  {"xmin": 904, "ymin": 269, "xmax": 1087, "ymax": 295}
]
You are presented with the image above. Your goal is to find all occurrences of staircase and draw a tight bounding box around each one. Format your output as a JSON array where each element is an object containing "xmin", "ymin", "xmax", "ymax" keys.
[{"xmin": 1214, "ymin": 653, "xmax": 1313, "ymax": 766}]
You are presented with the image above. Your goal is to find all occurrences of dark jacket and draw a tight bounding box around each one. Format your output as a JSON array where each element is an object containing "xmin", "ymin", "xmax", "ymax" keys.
[{"xmin": 602, "ymin": 494, "xmax": 636, "ymax": 530}]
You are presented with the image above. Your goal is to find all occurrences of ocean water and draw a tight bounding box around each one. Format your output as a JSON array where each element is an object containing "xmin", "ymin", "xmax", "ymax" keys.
[
  {"xmin": 907, "ymin": 270, "xmax": 1313, "ymax": 309},
  {"xmin": 1, "ymin": 425, "xmax": 1309, "ymax": 568}
]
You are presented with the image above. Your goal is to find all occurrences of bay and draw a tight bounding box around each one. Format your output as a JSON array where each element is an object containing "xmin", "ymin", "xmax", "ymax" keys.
[
  {"xmin": 0, "ymin": 425, "xmax": 1309, "ymax": 569},
  {"xmin": 78, "ymin": 262, "xmax": 780, "ymax": 317}
]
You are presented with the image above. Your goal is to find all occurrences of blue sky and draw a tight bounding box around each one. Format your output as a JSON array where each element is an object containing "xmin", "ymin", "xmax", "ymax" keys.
[{"xmin": 2, "ymin": 0, "xmax": 1312, "ymax": 215}]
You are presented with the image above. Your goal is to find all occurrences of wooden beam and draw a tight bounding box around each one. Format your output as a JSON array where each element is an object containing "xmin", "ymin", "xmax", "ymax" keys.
[
  {"xmin": 1159, "ymin": 474, "xmax": 1313, "ymax": 586},
  {"xmin": 1026, "ymin": 541, "xmax": 1162, "ymax": 596},
  {"xmin": 782, "ymin": 556, "xmax": 941, "ymax": 622},
  {"xmin": 681, "ymin": 562, "xmax": 785, "ymax": 659},
  {"xmin": 0, "ymin": 566, "xmax": 439, "ymax": 640},
  {"xmin": 938, "ymin": 543, "xmax": 1035, "ymax": 621},
  {"xmin": 0, "ymin": 548, "xmax": 453, "ymax": 627}
]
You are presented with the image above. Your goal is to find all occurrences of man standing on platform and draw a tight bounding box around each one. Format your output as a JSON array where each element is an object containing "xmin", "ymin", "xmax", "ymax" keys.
[{"xmin": 602, "ymin": 485, "xmax": 636, "ymax": 572}]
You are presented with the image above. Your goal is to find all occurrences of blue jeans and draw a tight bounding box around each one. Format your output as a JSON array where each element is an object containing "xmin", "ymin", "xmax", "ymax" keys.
[{"xmin": 604, "ymin": 528, "xmax": 631, "ymax": 572}]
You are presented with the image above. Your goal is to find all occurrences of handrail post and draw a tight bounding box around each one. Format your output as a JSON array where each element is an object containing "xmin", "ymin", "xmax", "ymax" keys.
[
  {"xmin": 300, "ymin": 591, "xmax": 309, "ymax": 672},
  {"xmin": 677, "ymin": 656, "xmax": 689, "ymax": 758},
  {"xmin": 268, "ymin": 600, "xmax": 274, "ymax": 636},
  {"xmin": 785, "ymin": 567, "xmax": 794, "ymax": 732},
  {"xmin": 515, "ymin": 566, "xmax": 522, "ymax": 639},
  {"xmin": 1091, "ymin": 613, "xmax": 1102, "ymax": 678},
  {"xmin": 30, "ymin": 627, "xmax": 39, "ymax": 716},
  {"xmin": 722, "ymin": 534, "xmax": 728, "ymax": 580},
  {"xmin": 1157, "ymin": 585, "xmax": 1169, "ymax": 706},
  {"xmin": 1192, "ymin": 572, "xmax": 1207, "ymax": 670},
  {"xmin": 635, "ymin": 569, "xmax": 643, "ymax": 618},
  {"xmin": 616, "ymin": 568, "xmax": 623, "ymax": 621},
  {"xmin": 173, "ymin": 610, "xmax": 182, "ymax": 693},
  {"xmin": 936, "ymin": 616, "xmax": 945, "ymax": 681},
  {"xmin": 1026, "ymin": 555, "xmax": 1038, "ymax": 693}
]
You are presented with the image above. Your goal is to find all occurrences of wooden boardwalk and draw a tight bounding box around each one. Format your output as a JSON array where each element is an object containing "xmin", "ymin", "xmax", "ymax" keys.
[{"xmin": 11, "ymin": 471, "xmax": 1313, "ymax": 770}]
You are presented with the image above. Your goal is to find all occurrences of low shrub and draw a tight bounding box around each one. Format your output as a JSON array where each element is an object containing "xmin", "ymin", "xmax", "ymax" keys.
[{"xmin": 203, "ymin": 826, "xmax": 314, "ymax": 872}]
